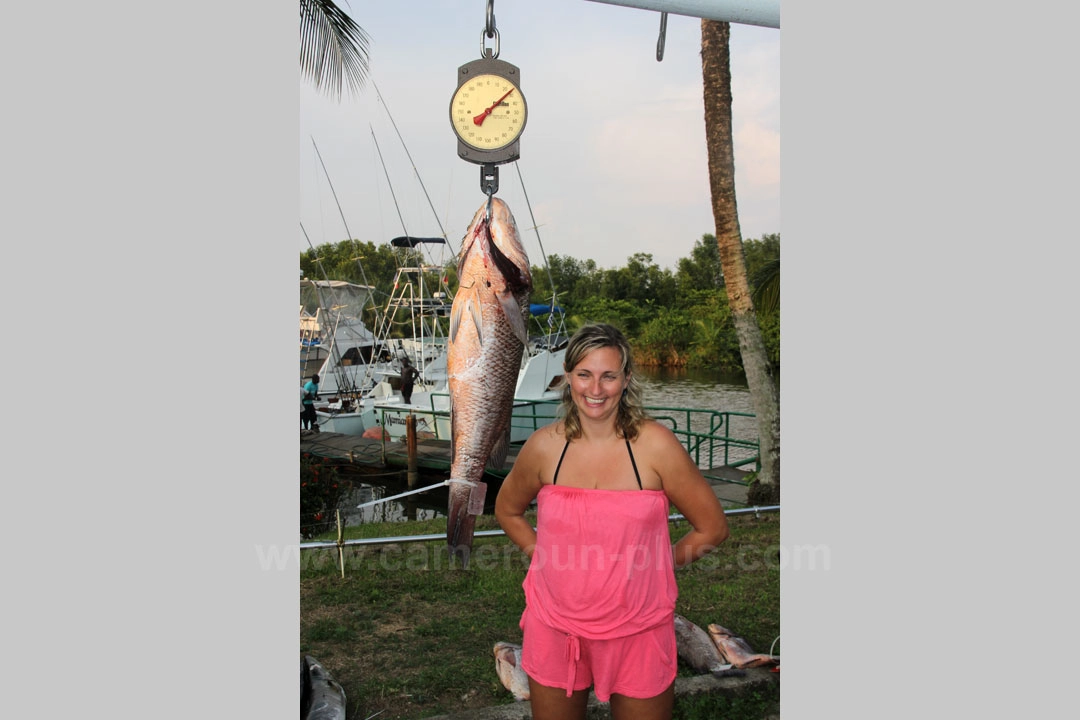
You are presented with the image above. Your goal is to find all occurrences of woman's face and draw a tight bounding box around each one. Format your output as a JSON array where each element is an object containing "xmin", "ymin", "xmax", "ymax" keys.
[{"xmin": 567, "ymin": 346, "xmax": 630, "ymax": 422}]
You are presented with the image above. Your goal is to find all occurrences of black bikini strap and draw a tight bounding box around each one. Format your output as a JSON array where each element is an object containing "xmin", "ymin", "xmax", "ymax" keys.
[
  {"xmin": 552, "ymin": 440, "xmax": 571, "ymax": 485},
  {"xmin": 625, "ymin": 440, "xmax": 643, "ymax": 490}
]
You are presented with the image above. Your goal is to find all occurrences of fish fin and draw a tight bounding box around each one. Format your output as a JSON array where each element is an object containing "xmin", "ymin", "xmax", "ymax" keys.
[
  {"xmin": 497, "ymin": 290, "xmax": 529, "ymax": 346},
  {"xmin": 469, "ymin": 288, "xmax": 484, "ymax": 345},
  {"xmin": 487, "ymin": 424, "xmax": 512, "ymax": 470},
  {"xmin": 449, "ymin": 400, "xmax": 456, "ymax": 464},
  {"xmin": 449, "ymin": 299, "xmax": 462, "ymax": 343}
]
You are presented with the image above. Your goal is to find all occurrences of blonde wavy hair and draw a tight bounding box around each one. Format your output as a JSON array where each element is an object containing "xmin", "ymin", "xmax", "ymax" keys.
[{"xmin": 559, "ymin": 323, "xmax": 649, "ymax": 441}]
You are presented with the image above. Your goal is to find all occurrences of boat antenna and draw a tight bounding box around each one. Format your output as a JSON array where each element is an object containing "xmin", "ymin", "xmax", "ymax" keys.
[
  {"xmin": 513, "ymin": 161, "xmax": 560, "ymax": 315},
  {"xmin": 306, "ymin": 139, "xmax": 389, "ymax": 398},
  {"xmin": 372, "ymin": 78, "xmax": 457, "ymax": 256},
  {"xmin": 310, "ymin": 136, "xmax": 376, "ymax": 295},
  {"xmin": 370, "ymin": 126, "xmax": 409, "ymax": 239}
]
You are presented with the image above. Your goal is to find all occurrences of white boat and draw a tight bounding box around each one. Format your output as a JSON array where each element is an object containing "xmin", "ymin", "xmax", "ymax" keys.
[
  {"xmin": 370, "ymin": 301, "xmax": 569, "ymax": 443},
  {"xmin": 300, "ymin": 278, "xmax": 388, "ymax": 434},
  {"xmin": 301, "ymin": 238, "xmax": 569, "ymax": 441}
]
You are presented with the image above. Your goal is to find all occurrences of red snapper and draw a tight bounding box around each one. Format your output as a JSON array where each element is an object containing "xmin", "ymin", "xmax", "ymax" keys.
[{"xmin": 446, "ymin": 197, "xmax": 532, "ymax": 565}]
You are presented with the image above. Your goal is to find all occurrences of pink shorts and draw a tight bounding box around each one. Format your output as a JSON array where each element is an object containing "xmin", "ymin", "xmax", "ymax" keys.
[{"xmin": 519, "ymin": 609, "xmax": 677, "ymax": 702}]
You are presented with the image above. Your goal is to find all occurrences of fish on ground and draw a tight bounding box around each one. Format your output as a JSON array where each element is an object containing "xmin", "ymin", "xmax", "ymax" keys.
[
  {"xmin": 302, "ymin": 655, "xmax": 347, "ymax": 720},
  {"xmin": 446, "ymin": 197, "xmax": 533, "ymax": 566},
  {"xmin": 493, "ymin": 641, "xmax": 531, "ymax": 701},
  {"xmin": 707, "ymin": 623, "xmax": 779, "ymax": 669},
  {"xmin": 673, "ymin": 614, "xmax": 745, "ymax": 678}
]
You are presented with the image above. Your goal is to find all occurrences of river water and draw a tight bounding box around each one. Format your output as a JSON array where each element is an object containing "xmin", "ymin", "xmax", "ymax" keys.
[{"xmin": 330, "ymin": 368, "xmax": 754, "ymax": 527}]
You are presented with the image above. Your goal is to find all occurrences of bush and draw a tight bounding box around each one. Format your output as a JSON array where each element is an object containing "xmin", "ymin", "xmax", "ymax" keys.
[{"xmin": 300, "ymin": 455, "xmax": 352, "ymax": 539}]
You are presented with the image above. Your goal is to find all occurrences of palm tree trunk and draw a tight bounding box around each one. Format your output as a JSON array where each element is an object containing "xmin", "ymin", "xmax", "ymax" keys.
[{"xmin": 700, "ymin": 19, "xmax": 780, "ymax": 502}]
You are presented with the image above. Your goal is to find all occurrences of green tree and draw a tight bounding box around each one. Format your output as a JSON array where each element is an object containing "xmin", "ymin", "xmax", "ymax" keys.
[
  {"xmin": 676, "ymin": 234, "xmax": 724, "ymax": 291},
  {"xmin": 568, "ymin": 297, "xmax": 649, "ymax": 338},
  {"xmin": 530, "ymin": 254, "xmax": 598, "ymax": 308},
  {"xmin": 301, "ymin": 0, "xmax": 371, "ymax": 100},
  {"xmin": 701, "ymin": 20, "xmax": 780, "ymax": 503},
  {"xmin": 742, "ymin": 233, "xmax": 780, "ymax": 279},
  {"xmin": 597, "ymin": 253, "xmax": 676, "ymax": 309},
  {"xmin": 637, "ymin": 309, "xmax": 695, "ymax": 367}
]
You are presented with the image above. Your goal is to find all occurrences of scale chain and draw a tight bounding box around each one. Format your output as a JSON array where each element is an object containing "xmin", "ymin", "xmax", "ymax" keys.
[{"xmin": 482, "ymin": 0, "xmax": 500, "ymax": 58}]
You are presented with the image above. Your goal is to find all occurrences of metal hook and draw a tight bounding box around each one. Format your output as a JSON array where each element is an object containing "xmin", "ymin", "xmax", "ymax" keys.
[
  {"xmin": 656, "ymin": 12, "xmax": 667, "ymax": 61},
  {"xmin": 481, "ymin": 164, "xmax": 499, "ymax": 220},
  {"xmin": 486, "ymin": 0, "xmax": 496, "ymax": 37}
]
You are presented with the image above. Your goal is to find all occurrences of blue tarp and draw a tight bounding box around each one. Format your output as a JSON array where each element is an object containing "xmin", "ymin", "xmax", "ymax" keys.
[{"xmin": 529, "ymin": 304, "xmax": 564, "ymax": 316}]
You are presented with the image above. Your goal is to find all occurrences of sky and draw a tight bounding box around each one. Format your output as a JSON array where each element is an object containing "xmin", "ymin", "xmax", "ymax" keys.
[
  {"xmin": 12, "ymin": 3, "xmax": 1074, "ymax": 718},
  {"xmin": 300, "ymin": 0, "xmax": 780, "ymax": 274}
]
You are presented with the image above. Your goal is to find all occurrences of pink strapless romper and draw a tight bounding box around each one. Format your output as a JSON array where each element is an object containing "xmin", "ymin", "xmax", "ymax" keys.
[{"xmin": 519, "ymin": 441, "xmax": 678, "ymax": 700}]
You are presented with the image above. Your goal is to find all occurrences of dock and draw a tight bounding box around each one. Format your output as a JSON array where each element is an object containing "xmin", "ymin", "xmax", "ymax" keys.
[{"xmin": 300, "ymin": 430, "xmax": 752, "ymax": 506}]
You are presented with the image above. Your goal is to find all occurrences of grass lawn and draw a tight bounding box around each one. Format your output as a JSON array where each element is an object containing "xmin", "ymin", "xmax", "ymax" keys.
[{"xmin": 301, "ymin": 512, "xmax": 779, "ymax": 719}]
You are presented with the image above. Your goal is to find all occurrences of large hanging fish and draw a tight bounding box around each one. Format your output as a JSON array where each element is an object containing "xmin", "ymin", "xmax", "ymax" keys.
[{"xmin": 446, "ymin": 197, "xmax": 532, "ymax": 566}]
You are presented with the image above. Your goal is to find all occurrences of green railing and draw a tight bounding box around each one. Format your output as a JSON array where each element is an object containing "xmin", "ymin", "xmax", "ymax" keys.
[
  {"xmin": 647, "ymin": 406, "xmax": 760, "ymax": 473},
  {"xmin": 376, "ymin": 393, "xmax": 562, "ymax": 441},
  {"xmin": 377, "ymin": 395, "xmax": 758, "ymax": 475}
]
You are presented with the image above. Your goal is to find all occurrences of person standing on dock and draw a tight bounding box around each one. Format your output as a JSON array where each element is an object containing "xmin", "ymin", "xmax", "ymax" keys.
[
  {"xmin": 301, "ymin": 374, "xmax": 320, "ymax": 432},
  {"xmin": 495, "ymin": 323, "xmax": 729, "ymax": 720},
  {"xmin": 399, "ymin": 357, "xmax": 420, "ymax": 404}
]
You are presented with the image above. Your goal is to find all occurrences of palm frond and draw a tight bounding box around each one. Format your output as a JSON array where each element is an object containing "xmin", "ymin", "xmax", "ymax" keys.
[
  {"xmin": 750, "ymin": 258, "xmax": 779, "ymax": 314},
  {"xmin": 300, "ymin": 0, "xmax": 371, "ymax": 100}
]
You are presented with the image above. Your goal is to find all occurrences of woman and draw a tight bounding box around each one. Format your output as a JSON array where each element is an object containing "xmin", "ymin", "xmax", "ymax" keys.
[{"xmin": 495, "ymin": 323, "xmax": 729, "ymax": 720}]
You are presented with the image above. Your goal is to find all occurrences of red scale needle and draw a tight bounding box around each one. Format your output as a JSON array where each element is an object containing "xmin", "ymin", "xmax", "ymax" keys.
[{"xmin": 473, "ymin": 88, "xmax": 515, "ymax": 126}]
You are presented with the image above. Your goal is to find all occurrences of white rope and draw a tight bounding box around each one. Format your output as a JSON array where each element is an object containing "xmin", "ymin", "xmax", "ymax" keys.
[{"xmin": 355, "ymin": 478, "xmax": 476, "ymax": 509}]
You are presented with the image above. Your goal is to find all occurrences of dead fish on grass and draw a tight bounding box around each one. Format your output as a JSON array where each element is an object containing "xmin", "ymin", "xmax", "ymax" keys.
[
  {"xmin": 446, "ymin": 197, "xmax": 533, "ymax": 566},
  {"xmin": 707, "ymin": 623, "xmax": 779, "ymax": 669},
  {"xmin": 494, "ymin": 641, "xmax": 531, "ymax": 701},
  {"xmin": 302, "ymin": 655, "xmax": 347, "ymax": 720},
  {"xmin": 673, "ymin": 614, "xmax": 745, "ymax": 678}
]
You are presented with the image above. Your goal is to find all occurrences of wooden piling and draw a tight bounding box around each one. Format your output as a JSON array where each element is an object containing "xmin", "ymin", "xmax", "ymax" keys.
[
  {"xmin": 406, "ymin": 414, "xmax": 418, "ymax": 521},
  {"xmin": 336, "ymin": 508, "xmax": 345, "ymax": 579}
]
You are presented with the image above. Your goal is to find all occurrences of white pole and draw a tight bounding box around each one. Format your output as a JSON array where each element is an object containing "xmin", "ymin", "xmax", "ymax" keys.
[{"xmin": 583, "ymin": 0, "xmax": 780, "ymax": 29}]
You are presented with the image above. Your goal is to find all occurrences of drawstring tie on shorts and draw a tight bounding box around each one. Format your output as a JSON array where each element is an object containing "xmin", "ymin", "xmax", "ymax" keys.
[{"xmin": 564, "ymin": 633, "xmax": 581, "ymax": 697}]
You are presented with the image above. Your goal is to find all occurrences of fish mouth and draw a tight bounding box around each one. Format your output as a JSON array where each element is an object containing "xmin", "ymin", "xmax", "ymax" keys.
[{"xmin": 460, "ymin": 198, "xmax": 530, "ymax": 289}]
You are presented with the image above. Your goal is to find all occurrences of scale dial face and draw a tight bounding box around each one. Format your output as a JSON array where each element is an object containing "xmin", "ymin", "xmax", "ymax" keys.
[{"xmin": 450, "ymin": 73, "xmax": 527, "ymax": 152}]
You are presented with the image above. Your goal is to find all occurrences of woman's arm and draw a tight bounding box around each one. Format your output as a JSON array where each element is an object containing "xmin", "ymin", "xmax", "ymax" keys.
[
  {"xmin": 645, "ymin": 422, "xmax": 730, "ymax": 568},
  {"xmin": 494, "ymin": 432, "xmax": 546, "ymax": 558}
]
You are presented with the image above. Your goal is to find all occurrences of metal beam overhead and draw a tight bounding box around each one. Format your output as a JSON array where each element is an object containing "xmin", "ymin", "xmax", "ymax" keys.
[{"xmin": 584, "ymin": 0, "xmax": 780, "ymax": 29}]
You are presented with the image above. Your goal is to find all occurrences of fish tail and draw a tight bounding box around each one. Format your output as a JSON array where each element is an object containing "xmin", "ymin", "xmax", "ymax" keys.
[{"xmin": 446, "ymin": 484, "xmax": 477, "ymax": 568}]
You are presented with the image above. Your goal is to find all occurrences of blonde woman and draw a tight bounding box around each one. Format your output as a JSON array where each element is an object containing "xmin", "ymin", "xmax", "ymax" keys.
[{"xmin": 496, "ymin": 323, "xmax": 729, "ymax": 720}]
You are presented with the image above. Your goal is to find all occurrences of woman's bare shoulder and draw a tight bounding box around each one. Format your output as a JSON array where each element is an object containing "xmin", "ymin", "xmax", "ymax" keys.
[
  {"xmin": 634, "ymin": 419, "xmax": 682, "ymax": 448},
  {"xmin": 517, "ymin": 421, "xmax": 567, "ymax": 461}
]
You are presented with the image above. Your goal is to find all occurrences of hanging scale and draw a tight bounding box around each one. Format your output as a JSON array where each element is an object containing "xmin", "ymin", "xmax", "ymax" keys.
[{"xmin": 449, "ymin": 0, "xmax": 528, "ymax": 199}]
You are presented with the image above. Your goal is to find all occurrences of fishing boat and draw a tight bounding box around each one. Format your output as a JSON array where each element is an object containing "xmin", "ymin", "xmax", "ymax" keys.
[
  {"xmin": 362, "ymin": 238, "xmax": 570, "ymax": 442},
  {"xmin": 299, "ymin": 232, "xmax": 570, "ymax": 440},
  {"xmin": 371, "ymin": 302, "xmax": 569, "ymax": 443},
  {"xmin": 300, "ymin": 278, "xmax": 386, "ymax": 435}
]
